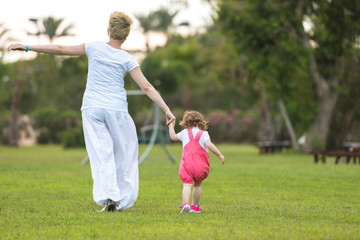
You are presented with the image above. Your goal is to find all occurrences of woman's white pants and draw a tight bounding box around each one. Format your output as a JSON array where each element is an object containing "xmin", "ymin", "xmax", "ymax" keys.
[{"xmin": 82, "ymin": 108, "xmax": 139, "ymax": 210}]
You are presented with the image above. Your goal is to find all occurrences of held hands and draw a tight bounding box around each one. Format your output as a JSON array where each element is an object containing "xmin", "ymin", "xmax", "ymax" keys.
[
  {"xmin": 7, "ymin": 44, "xmax": 26, "ymax": 52},
  {"xmin": 165, "ymin": 111, "xmax": 176, "ymax": 126}
]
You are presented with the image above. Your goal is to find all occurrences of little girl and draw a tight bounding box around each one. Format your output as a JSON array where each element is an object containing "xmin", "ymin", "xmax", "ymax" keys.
[{"xmin": 168, "ymin": 110, "xmax": 225, "ymax": 213}]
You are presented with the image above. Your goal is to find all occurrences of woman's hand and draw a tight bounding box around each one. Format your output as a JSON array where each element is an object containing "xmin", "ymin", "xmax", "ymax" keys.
[
  {"xmin": 165, "ymin": 111, "xmax": 176, "ymax": 126},
  {"xmin": 7, "ymin": 43, "xmax": 26, "ymax": 51}
]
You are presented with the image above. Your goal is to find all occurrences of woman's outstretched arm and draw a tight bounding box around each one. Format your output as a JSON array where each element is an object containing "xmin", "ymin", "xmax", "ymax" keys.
[
  {"xmin": 7, "ymin": 43, "xmax": 86, "ymax": 56},
  {"xmin": 130, "ymin": 66, "xmax": 175, "ymax": 126}
]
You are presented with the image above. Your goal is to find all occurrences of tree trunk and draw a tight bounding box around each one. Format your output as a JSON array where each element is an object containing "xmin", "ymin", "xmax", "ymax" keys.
[
  {"xmin": 181, "ymin": 82, "xmax": 192, "ymax": 110},
  {"xmin": 306, "ymin": 90, "xmax": 338, "ymax": 151},
  {"xmin": 9, "ymin": 78, "xmax": 21, "ymax": 147},
  {"xmin": 278, "ymin": 99, "xmax": 299, "ymax": 151},
  {"xmin": 295, "ymin": 1, "xmax": 339, "ymax": 151},
  {"xmin": 258, "ymin": 86, "xmax": 274, "ymax": 141},
  {"xmin": 304, "ymin": 53, "xmax": 339, "ymax": 151}
]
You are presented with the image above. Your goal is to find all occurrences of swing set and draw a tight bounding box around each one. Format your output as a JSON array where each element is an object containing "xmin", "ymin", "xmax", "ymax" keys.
[{"xmin": 81, "ymin": 90, "xmax": 176, "ymax": 165}]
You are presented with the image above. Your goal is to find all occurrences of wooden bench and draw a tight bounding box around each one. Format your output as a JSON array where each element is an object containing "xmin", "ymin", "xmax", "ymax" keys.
[
  {"xmin": 311, "ymin": 149, "xmax": 360, "ymax": 164},
  {"xmin": 258, "ymin": 141, "xmax": 292, "ymax": 154}
]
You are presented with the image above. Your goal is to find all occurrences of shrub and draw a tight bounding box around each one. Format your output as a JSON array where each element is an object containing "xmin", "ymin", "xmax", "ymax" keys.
[
  {"xmin": 31, "ymin": 107, "xmax": 83, "ymax": 146},
  {"xmin": 32, "ymin": 106, "xmax": 61, "ymax": 143},
  {"xmin": 0, "ymin": 111, "xmax": 10, "ymax": 144},
  {"xmin": 61, "ymin": 125, "xmax": 85, "ymax": 148},
  {"xmin": 207, "ymin": 109, "xmax": 259, "ymax": 143}
]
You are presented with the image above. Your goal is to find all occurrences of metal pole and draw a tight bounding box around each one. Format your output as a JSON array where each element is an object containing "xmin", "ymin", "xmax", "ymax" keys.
[{"xmin": 138, "ymin": 103, "xmax": 160, "ymax": 165}]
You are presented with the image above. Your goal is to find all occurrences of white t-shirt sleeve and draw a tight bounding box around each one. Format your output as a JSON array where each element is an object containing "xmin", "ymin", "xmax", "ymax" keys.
[
  {"xmin": 85, "ymin": 42, "xmax": 96, "ymax": 58},
  {"xmin": 177, "ymin": 129, "xmax": 186, "ymax": 143},
  {"xmin": 200, "ymin": 131, "xmax": 210, "ymax": 144},
  {"xmin": 127, "ymin": 56, "xmax": 140, "ymax": 72}
]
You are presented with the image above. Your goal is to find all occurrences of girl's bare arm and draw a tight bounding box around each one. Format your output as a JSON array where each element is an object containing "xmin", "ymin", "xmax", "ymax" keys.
[
  {"xmin": 205, "ymin": 140, "xmax": 225, "ymax": 165},
  {"xmin": 168, "ymin": 122, "xmax": 179, "ymax": 141}
]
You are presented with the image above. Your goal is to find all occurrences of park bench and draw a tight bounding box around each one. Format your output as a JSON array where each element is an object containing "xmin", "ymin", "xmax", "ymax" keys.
[
  {"xmin": 257, "ymin": 140, "xmax": 292, "ymax": 154},
  {"xmin": 311, "ymin": 142, "xmax": 360, "ymax": 164}
]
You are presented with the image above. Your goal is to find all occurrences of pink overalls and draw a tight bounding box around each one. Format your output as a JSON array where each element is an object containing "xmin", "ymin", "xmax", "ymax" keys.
[{"xmin": 179, "ymin": 129, "xmax": 210, "ymax": 184}]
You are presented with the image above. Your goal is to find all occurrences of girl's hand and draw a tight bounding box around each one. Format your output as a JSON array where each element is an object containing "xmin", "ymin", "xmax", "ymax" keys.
[
  {"xmin": 7, "ymin": 43, "xmax": 26, "ymax": 51},
  {"xmin": 165, "ymin": 111, "xmax": 176, "ymax": 126},
  {"xmin": 220, "ymin": 155, "xmax": 225, "ymax": 165}
]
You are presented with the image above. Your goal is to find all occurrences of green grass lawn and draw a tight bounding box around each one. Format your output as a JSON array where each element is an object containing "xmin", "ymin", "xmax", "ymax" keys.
[{"xmin": 0, "ymin": 144, "xmax": 359, "ymax": 239}]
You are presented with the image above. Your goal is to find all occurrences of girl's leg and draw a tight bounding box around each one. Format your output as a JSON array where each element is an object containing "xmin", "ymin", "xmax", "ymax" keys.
[
  {"xmin": 192, "ymin": 181, "xmax": 202, "ymax": 206},
  {"xmin": 182, "ymin": 183, "xmax": 193, "ymax": 204}
]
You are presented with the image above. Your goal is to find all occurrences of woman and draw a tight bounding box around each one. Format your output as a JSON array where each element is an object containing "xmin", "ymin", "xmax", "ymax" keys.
[{"xmin": 8, "ymin": 11, "xmax": 176, "ymax": 212}]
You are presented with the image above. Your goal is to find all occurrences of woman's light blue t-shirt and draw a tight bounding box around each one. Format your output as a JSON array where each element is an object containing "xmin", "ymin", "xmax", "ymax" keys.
[{"xmin": 81, "ymin": 41, "xmax": 140, "ymax": 112}]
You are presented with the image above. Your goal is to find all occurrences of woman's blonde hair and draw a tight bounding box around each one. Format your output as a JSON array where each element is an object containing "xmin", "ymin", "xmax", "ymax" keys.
[
  {"xmin": 179, "ymin": 110, "xmax": 209, "ymax": 130},
  {"xmin": 108, "ymin": 11, "xmax": 133, "ymax": 41}
]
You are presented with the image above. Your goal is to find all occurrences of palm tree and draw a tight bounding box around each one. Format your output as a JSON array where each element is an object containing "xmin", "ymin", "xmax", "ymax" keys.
[
  {"xmin": 7, "ymin": 17, "xmax": 75, "ymax": 147},
  {"xmin": 134, "ymin": 12, "xmax": 158, "ymax": 52},
  {"xmin": 153, "ymin": 8, "xmax": 179, "ymax": 34},
  {"xmin": 135, "ymin": 8, "xmax": 185, "ymax": 52},
  {"xmin": 0, "ymin": 23, "xmax": 15, "ymax": 60},
  {"xmin": 28, "ymin": 16, "xmax": 74, "ymax": 43}
]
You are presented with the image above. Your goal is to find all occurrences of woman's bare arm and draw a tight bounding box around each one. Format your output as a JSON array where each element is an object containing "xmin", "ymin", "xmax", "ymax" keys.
[
  {"xmin": 7, "ymin": 43, "xmax": 86, "ymax": 56},
  {"xmin": 130, "ymin": 66, "xmax": 175, "ymax": 125}
]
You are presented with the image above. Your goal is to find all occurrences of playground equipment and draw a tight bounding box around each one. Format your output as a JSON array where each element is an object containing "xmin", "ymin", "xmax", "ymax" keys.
[{"xmin": 81, "ymin": 90, "xmax": 176, "ymax": 165}]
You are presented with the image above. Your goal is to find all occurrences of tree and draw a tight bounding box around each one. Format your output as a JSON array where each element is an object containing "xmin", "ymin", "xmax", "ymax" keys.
[
  {"xmin": 152, "ymin": 8, "xmax": 179, "ymax": 35},
  {"xmin": 134, "ymin": 12, "xmax": 158, "ymax": 52},
  {"xmin": 6, "ymin": 16, "xmax": 75, "ymax": 146},
  {"xmin": 7, "ymin": 61, "xmax": 31, "ymax": 146},
  {"xmin": 217, "ymin": 0, "xmax": 360, "ymax": 150},
  {"xmin": 327, "ymin": 51, "xmax": 360, "ymax": 148},
  {"xmin": 298, "ymin": 0, "xmax": 360, "ymax": 150},
  {"xmin": 140, "ymin": 26, "xmax": 256, "ymax": 112},
  {"xmin": 28, "ymin": 16, "xmax": 74, "ymax": 43},
  {"xmin": 135, "ymin": 7, "xmax": 180, "ymax": 52},
  {"xmin": 0, "ymin": 23, "xmax": 15, "ymax": 60}
]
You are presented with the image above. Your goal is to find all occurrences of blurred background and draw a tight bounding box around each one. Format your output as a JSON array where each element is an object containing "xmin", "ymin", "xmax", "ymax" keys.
[{"xmin": 0, "ymin": 0, "xmax": 359, "ymax": 152}]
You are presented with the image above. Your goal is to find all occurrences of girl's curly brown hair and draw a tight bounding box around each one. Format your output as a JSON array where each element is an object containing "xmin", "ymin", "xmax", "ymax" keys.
[{"xmin": 179, "ymin": 110, "xmax": 209, "ymax": 130}]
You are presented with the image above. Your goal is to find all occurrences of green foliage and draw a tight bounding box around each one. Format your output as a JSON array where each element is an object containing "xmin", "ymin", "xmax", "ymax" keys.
[
  {"xmin": 61, "ymin": 125, "xmax": 85, "ymax": 149},
  {"xmin": 31, "ymin": 107, "xmax": 82, "ymax": 145},
  {"xmin": 0, "ymin": 61, "xmax": 11, "ymax": 113},
  {"xmin": 2, "ymin": 54, "xmax": 87, "ymax": 115},
  {"xmin": 32, "ymin": 106, "xmax": 62, "ymax": 143},
  {"xmin": 0, "ymin": 145, "xmax": 360, "ymax": 239},
  {"xmin": 309, "ymin": 0, "xmax": 360, "ymax": 79},
  {"xmin": 141, "ymin": 32, "xmax": 259, "ymax": 112},
  {"xmin": 141, "ymin": 50, "xmax": 191, "ymax": 94},
  {"xmin": 327, "ymin": 50, "xmax": 360, "ymax": 148},
  {"xmin": 206, "ymin": 109, "xmax": 259, "ymax": 142},
  {"xmin": 0, "ymin": 110, "xmax": 10, "ymax": 144},
  {"xmin": 218, "ymin": 0, "xmax": 309, "ymax": 98},
  {"xmin": 29, "ymin": 55, "xmax": 87, "ymax": 111},
  {"xmin": 217, "ymin": 0, "xmax": 360, "ymax": 147},
  {"xmin": 56, "ymin": 56, "xmax": 88, "ymax": 110}
]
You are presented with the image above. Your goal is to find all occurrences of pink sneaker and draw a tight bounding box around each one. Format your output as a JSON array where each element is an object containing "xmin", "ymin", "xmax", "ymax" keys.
[
  {"xmin": 180, "ymin": 202, "xmax": 190, "ymax": 214},
  {"xmin": 190, "ymin": 205, "xmax": 202, "ymax": 213}
]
